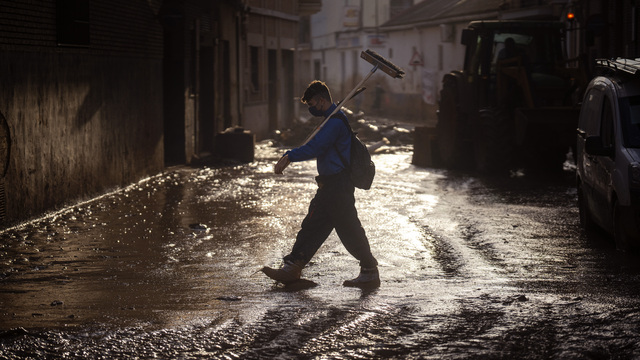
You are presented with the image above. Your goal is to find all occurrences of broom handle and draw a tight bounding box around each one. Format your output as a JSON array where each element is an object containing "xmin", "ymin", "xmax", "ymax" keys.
[{"xmin": 300, "ymin": 64, "xmax": 379, "ymax": 146}]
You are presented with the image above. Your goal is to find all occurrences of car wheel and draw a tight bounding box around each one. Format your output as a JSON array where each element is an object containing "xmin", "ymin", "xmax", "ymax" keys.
[
  {"xmin": 577, "ymin": 182, "xmax": 594, "ymax": 231},
  {"xmin": 613, "ymin": 199, "xmax": 631, "ymax": 251}
]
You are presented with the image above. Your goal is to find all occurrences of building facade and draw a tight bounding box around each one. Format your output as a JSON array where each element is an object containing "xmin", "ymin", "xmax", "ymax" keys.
[
  {"xmin": 308, "ymin": 0, "xmax": 416, "ymax": 119},
  {"xmin": 241, "ymin": 0, "xmax": 306, "ymax": 139},
  {"xmin": 0, "ymin": 0, "xmax": 165, "ymax": 224},
  {"xmin": 310, "ymin": 0, "xmax": 640, "ymax": 125},
  {"xmin": 0, "ymin": 0, "xmax": 319, "ymax": 227},
  {"xmin": 380, "ymin": 0, "xmax": 502, "ymax": 123}
]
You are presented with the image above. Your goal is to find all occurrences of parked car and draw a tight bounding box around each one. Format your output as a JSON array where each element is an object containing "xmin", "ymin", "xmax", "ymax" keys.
[{"xmin": 576, "ymin": 58, "xmax": 640, "ymax": 250}]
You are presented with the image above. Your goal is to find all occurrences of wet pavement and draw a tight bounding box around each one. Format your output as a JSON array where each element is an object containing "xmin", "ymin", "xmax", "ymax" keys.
[{"xmin": 2, "ymin": 141, "xmax": 640, "ymax": 359}]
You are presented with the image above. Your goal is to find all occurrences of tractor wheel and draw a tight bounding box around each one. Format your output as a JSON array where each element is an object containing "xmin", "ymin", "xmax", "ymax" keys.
[
  {"xmin": 436, "ymin": 78, "xmax": 465, "ymax": 168},
  {"xmin": 474, "ymin": 107, "xmax": 514, "ymax": 174}
]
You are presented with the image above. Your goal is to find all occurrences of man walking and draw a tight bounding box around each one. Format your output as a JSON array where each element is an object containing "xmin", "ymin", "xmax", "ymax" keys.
[{"xmin": 263, "ymin": 80, "xmax": 379, "ymax": 288}]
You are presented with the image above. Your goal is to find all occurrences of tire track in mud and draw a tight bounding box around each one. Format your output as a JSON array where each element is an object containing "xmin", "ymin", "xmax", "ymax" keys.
[
  {"xmin": 4, "ymin": 298, "xmax": 635, "ymax": 359},
  {"xmin": 360, "ymin": 160, "xmax": 465, "ymax": 280},
  {"xmin": 367, "ymin": 163, "xmax": 507, "ymax": 283},
  {"xmin": 203, "ymin": 303, "xmax": 422, "ymax": 359},
  {"xmin": 201, "ymin": 155, "xmax": 524, "ymax": 359},
  {"xmin": 347, "ymin": 157, "xmax": 578, "ymax": 357},
  {"xmin": 415, "ymin": 224, "xmax": 463, "ymax": 277},
  {"xmin": 202, "ymin": 295, "xmax": 555, "ymax": 359}
]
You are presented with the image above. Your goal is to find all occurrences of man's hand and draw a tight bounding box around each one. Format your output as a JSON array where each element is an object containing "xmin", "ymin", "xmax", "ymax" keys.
[{"xmin": 274, "ymin": 155, "xmax": 290, "ymax": 174}]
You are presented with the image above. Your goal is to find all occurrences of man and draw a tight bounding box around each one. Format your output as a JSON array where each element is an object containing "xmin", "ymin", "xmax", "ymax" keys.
[
  {"xmin": 498, "ymin": 37, "xmax": 518, "ymax": 60},
  {"xmin": 263, "ymin": 80, "xmax": 379, "ymax": 288}
]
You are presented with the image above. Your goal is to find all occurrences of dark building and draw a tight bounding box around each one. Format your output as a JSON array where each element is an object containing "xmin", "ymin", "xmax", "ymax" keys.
[
  {"xmin": 501, "ymin": 0, "xmax": 640, "ymax": 71},
  {"xmin": 0, "ymin": 0, "xmax": 164, "ymax": 224},
  {"xmin": 0, "ymin": 0, "xmax": 320, "ymax": 227}
]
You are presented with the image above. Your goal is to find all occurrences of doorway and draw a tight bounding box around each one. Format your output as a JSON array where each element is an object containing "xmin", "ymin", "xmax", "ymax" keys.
[
  {"xmin": 198, "ymin": 43, "xmax": 215, "ymax": 155},
  {"xmin": 281, "ymin": 50, "xmax": 294, "ymax": 128},
  {"xmin": 163, "ymin": 20, "xmax": 186, "ymax": 165}
]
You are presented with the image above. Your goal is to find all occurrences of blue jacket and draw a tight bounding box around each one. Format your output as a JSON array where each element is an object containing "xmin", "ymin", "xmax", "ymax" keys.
[{"xmin": 286, "ymin": 103, "xmax": 351, "ymax": 176}]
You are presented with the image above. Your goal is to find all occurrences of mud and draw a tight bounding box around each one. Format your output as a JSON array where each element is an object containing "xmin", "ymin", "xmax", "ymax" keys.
[{"xmin": 1, "ymin": 142, "xmax": 640, "ymax": 359}]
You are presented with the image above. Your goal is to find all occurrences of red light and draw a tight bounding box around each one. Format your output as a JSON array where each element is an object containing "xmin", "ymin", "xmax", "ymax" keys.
[{"xmin": 567, "ymin": 12, "xmax": 575, "ymax": 20}]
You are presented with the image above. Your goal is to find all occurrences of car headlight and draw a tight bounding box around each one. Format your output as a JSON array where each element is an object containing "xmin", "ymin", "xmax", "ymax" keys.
[{"xmin": 630, "ymin": 162, "xmax": 640, "ymax": 189}]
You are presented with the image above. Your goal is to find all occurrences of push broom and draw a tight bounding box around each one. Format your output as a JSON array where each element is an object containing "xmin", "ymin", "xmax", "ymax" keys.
[
  {"xmin": 300, "ymin": 49, "xmax": 405, "ymax": 146},
  {"xmin": 275, "ymin": 49, "xmax": 404, "ymax": 173}
]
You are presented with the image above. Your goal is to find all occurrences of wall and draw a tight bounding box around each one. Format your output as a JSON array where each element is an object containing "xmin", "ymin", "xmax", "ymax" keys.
[
  {"xmin": 0, "ymin": 1, "xmax": 164, "ymax": 225},
  {"xmin": 309, "ymin": 0, "xmax": 423, "ymax": 119},
  {"xmin": 243, "ymin": 0, "xmax": 299, "ymax": 140},
  {"xmin": 216, "ymin": 2, "xmax": 241, "ymax": 133},
  {"xmin": 382, "ymin": 23, "xmax": 467, "ymax": 122}
]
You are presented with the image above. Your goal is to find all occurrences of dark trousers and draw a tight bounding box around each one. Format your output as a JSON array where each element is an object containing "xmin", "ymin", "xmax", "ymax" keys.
[{"xmin": 284, "ymin": 171, "xmax": 378, "ymax": 269}]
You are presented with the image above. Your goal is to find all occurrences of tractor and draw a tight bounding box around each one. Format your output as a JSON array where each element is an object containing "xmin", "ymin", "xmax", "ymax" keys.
[{"xmin": 436, "ymin": 20, "xmax": 587, "ymax": 173}]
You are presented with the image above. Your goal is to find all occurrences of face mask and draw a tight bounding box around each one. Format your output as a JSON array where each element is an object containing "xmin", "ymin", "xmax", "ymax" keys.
[{"xmin": 308, "ymin": 105, "xmax": 324, "ymax": 117}]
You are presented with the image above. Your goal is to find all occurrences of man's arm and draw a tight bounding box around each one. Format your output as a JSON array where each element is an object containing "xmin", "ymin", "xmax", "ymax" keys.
[
  {"xmin": 274, "ymin": 116, "xmax": 343, "ymax": 174},
  {"xmin": 288, "ymin": 118, "xmax": 342, "ymax": 160}
]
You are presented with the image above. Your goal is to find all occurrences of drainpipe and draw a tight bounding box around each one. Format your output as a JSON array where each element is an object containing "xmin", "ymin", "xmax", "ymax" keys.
[
  {"xmin": 194, "ymin": 17, "xmax": 200, "ymax": 153},
  {"xmin": 236, "ymin": 3, "xmax": 247, "ymax": 128}
]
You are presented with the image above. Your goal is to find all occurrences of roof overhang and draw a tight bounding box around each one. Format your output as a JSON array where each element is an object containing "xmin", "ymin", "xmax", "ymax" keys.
[
  {"xmin": 298, "ymin": 0, "xmax": 322, "ymax": 16},
  {"xmin": 380, "ymin": 11, "xmax": 499, "ymax": 32}
]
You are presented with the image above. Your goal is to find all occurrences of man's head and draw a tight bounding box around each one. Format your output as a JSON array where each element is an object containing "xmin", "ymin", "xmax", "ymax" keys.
[
  {"xmin": 504, "ymin": 37, "xmax": 516, "ymax": 54},
  {"xmin": 302, "ymin": 80, "xmax": 332, "ymax": 115}
]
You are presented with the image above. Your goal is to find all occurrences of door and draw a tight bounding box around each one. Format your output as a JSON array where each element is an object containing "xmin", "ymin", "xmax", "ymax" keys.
[
  {"xmin": 198, "ymin": 44, "xmax": 215, "ymax": 154},
  {"xmin": 281, "ymin": 50, "xmax": 294, "ymax": 128},
  {"xmin": 590, "ymin": 93, "xmax": 616, "ymax": 228},
  {"xmin": 221, "ymin": 40, "xmax": 232, "ymax": 130},
  {"xmin": 579, "ymin": 87, "xmax": 603, "ymax": 195},
  {"xmin": 163, "ymin": 16, "xmax": 186, "ymax": 165}
]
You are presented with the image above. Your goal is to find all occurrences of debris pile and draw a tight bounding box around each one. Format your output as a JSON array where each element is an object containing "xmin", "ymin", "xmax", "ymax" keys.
[{"xmin": 272, "ymin": 107, "xmax": 414, "ymax": 152}]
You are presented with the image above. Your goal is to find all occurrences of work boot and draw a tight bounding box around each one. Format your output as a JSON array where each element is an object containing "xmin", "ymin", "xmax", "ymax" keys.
[
  {"xmin": 261, "ymin": 260, "xmax": 303, "ymax": 283},
  {"xmin": 343, "ymin": 267, "xmax": 380, "ymax": 288}
]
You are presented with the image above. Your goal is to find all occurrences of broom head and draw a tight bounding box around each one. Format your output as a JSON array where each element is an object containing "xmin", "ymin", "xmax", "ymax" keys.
[{"xmin": 361, "ymin": 49, "xmax": 405, "ymax": 79}]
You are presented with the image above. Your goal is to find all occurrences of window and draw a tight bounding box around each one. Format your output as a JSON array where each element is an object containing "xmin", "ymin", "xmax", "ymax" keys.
[
  {"xmin": 56, "ymin": 0, "xmax": 90, "ymax": 47},
  {"xmin": 250, "ymin": 46, "xmax": 260, "ymax": 93},
  {"xmin": 299, "ymin": 16, "xmax": 310, "ymax": 44},
  {"xmin": 601, "ymin": 96, "xmax": 615, "ymax": 148},
  {"xmin": 580, "ymin": 89, "xmax": 603, "ymax": 136},
  {"xmin": 314, "ymin": 60, "xmax": 321, "ymax": 80},
  {"xmin": 619, "ymin": 95, "xmax": 640, "ymax": 148}
]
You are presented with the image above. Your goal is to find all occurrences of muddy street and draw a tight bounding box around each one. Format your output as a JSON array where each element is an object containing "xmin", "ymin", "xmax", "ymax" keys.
[{"xmin": 1, "ymin": 142, "xmax": 640, "ymax": 359}]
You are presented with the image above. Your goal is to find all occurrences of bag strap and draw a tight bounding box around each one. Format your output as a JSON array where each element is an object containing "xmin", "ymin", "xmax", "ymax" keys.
[
  {"xmin": 333, "ymin": 112, "xmax": 354, "ymax": 135},
  {"xmin": 332, "ymin": 112, "xmax": 352, "ymax": 168}
]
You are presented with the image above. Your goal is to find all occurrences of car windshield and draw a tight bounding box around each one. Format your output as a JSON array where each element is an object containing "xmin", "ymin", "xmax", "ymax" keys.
[{"xmin": 619, "ymin": 95, "xmax": 640, "ymax": 148}]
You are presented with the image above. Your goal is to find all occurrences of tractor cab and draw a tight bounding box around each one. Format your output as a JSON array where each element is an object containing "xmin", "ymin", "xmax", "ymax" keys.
[
  {"xmin": 461, "ymin": 21, "xmax": 575, "ymax": 110},
  {"xmin": 436, "ymin": 20, "xmax": 587, "ymax": 173}
]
